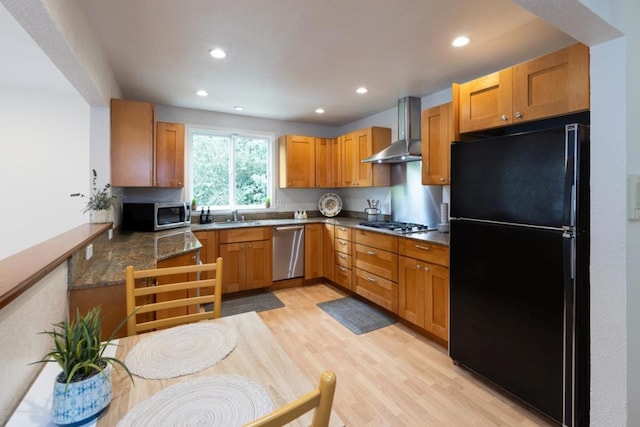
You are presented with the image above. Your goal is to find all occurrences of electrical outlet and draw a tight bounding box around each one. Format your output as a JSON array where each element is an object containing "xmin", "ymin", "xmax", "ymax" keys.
[
  {"xmin": 277, "ymin": 199, "xmax": 284, "ymax": 207},
  {"xmin": 108, "ymin": 229, "xmax": 113, "ymax": 240},
  {"xmin": 85, "ymin": 244, "xmax": 93, "ymax": 260}
]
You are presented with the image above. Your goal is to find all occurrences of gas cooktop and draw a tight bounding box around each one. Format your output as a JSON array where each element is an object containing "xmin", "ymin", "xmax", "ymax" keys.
[{"xmin": 358, "ymin": 221, "xmax": 432, "ymax": 234}]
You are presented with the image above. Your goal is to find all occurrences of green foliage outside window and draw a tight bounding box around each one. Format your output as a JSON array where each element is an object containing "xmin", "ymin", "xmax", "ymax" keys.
[{"xmin": 192, "ymin": 132, "xmax": 269, "ymax": 208}]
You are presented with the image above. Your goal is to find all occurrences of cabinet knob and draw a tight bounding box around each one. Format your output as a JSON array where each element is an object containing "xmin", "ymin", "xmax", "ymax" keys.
[
  {"xmin": 439, "ymin": 177, "xmax": 445, "ymax": 182},
  {"xmin": 500, "ymin": 114, "xmax": 508, "ymax": 121},
  {"xmin": 178, "ymin": 181, "xmax": 182, "ymax": 186},
  {"xmin": 416, "ymin": 264, "xmax": 421, "ymax": 269},
  {"xmin": 515, "ymin": 111, "xmax": 523, "ymax": 119},
  {"xmin": 288, "ymin": 182, "xmax": 293, "ymax": 186},
  {"xmin": 424, "ymin": 267, "xmax": 430, "ymax": 272}
]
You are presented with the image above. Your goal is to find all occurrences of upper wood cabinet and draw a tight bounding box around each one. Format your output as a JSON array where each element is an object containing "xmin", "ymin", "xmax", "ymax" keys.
[
  {"xmin": 278, "ymin": 134, "xmax": 316, "ymax": 188},
  {"xmin": 342, "ymin": 127, "xmax": 391, "ymax": 188},
  {"xmin": 111, "ymin": 98, "xmax": 155, "ymax": 187},
  {"xmin": 421, "ymin": 102, "xmax": 454, "ymax": 185},
  {"xmin": 111, "ymin": 99, "xmax": 185, "ymax": 188},
  {"xmin": 458, "ymin": 43, "xmax": 589, "ymax": 133},
  {"xmin": 315, "ymin": 137, "xmax": 341, "ymax": 188},
  {"xmin": 156, "ymin": 122, "xmax": 185, "ymax": 187}
]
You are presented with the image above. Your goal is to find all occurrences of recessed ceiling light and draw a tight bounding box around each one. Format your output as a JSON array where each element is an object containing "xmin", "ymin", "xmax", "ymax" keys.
[
  {"xmin": 209, "ymin": 48, "xmax": 227, "ymax": 59},
  {"xmin": 233, "ymin": 106, "xmax": 245, "ymax": 111},
  {"xmin": 315, "ymin": 108, "xmax": 325, "ymax": 114},
  {"xmin": 452, "ymin": 36, "xmax": 471, "ymax": 47},
  {"xmin": 356, "ymin": 87, "xmax": 368, "ymax": 94},
  {"xmin": 196, "ymin": 90, "xmax": 208, "ymax": 97}
]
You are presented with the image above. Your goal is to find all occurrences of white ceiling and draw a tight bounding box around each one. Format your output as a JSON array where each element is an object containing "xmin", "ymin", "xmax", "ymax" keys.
[{"xmin": 79, "ymin": 0, "xmax": 577, "ymax": 126}]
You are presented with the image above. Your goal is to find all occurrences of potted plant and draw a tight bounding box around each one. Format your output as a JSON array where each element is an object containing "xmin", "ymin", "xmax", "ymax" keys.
[
  {"xmin": 34, "ymin": 307, "xmax": 133, "ymax": 425},
  {"xmin": 70, "ymin": 169, "xmax": 117, "ymax": 223},
  {"xmin": 191, "ymin": 197, "xmax": 197, "ymax": 210},
  {"xmin": 265, "ymin": 197, "xmax": 271, "ymax": 209}
]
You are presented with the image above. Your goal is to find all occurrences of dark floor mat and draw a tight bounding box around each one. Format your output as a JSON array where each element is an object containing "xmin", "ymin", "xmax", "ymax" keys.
[
  {"xmin": 204, "ymin": 292, "xmax": 285, "ymax": 317},
  {"xmin": 317, "ymin": 297, "xmax": 396, "ymax": 335}
]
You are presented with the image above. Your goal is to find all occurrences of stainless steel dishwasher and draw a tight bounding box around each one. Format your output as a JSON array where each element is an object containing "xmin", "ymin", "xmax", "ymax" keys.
[{"xmin": 272, "ymin": 225, "xmax": 304, "ymax": 281}]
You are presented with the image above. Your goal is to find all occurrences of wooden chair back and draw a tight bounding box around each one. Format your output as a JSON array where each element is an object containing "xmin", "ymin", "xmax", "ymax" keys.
[
  {"xmin": 243, "ymin": 370, "xmax": 337, "ymax": 427},
  {"xmin": 125, "ymin": 257, "xmax": 223, "ymax": 336}
]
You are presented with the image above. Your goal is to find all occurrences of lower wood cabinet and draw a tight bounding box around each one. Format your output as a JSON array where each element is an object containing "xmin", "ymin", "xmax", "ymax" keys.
[
  {"xmin": 219, "ymin": 227, "xmax": 272, "ymax": 293},
  {"xmin": 354, "ymin": 268, "xmax": 398, "ymax": 314},
  {"xmin": 155, "ymin": 251, "xmax": 199, "ymax": 319},
  {"xmin": 304, "ymin": 224, "xmax": 323, "ymax": 279},
  {"xmin": 323, "ymin": 224, "xmax": 335, "ymax": 282},
  {"xmin": 398, "ymin": 250, "xmax": 449, "ymax": 342}
]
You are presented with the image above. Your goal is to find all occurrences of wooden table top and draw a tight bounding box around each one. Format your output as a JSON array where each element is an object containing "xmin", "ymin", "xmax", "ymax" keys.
[{"xmin": 99, "ymin": 312, "xmax": 343, "ymax": 426}]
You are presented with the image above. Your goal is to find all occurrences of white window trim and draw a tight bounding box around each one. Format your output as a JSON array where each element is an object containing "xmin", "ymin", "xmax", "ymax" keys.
[{"xmin": 186, "ymin": 124, "xmax": 276, "ymax": 211}]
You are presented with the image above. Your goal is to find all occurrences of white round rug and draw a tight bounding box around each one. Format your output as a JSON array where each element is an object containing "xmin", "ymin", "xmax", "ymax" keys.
[
  {"xmin": 116, "ymin": 375, "xmax": 273, "ymax": 427},
  {"xmin": 125, "ymin": 322, "xmax": 238, "ymax": 379}
]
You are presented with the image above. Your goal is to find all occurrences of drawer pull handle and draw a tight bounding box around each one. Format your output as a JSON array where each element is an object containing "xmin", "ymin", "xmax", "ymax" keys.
[
  {"xmin": 415, "ymin": 245, "xmax": 430, "ymax": 251},
  {"xmin": 366, "ymin": 276, "xmax": 377, "ymax": 283},
  {"xmin": 366, "ymin": 250, "xmax": 377, "ymax": 256},
  {"xmin": 338, "ymin": 254, "xmax": 347, "ymax": 259},
  {"xmin": 338, "ymin": 227, "xmax": 347, "ymax": 231},
  {"xmin": 338, "ymin": 266, "xmax": 347, "ymax": 272},
  {"xmin": 338, "ymin": 240, "xmax": 347, "ymax": 245}
]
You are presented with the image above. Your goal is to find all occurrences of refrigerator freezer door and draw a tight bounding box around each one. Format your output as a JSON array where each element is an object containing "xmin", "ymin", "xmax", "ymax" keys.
[
  {"xmin": 451, "ymin": 127, "xmax": 570, "ymax": 228},
  {"xmin": 449, "ymin": 219, "xmax": 567, "ymax": 423}
]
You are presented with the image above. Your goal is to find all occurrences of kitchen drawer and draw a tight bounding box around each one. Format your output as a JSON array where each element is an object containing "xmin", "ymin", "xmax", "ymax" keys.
[
  {"xmin": 334, "ymin": 264, "xmax": 352, "ymax": 290},
  {"xmin": 335, "ymin": 225, "xmax": 352, "ymax": 241},
  {"xmin": 335, "ymin": 251, "xmax": 352, "ymax": 269},
  {"xmin": 354, "ymin": 229, "xmax": 398, "ymax": 252},
  {"xmin": 354, "ymin": 268, "xmax": 398, "ymax": 313},
  {"xmin": 219, "ymin": 226, "xmax": 272, "ymax": 244},
  {"xmin": 335, "ymin": 237, "xmax": 352, "ymax": 254},
  {"xmin": 354, "ymin": 243, "xmax": 398, "ymax": 282},
  {"xmin": 399, "ymin": 238, "xmax": 449, "ymax": 267}
]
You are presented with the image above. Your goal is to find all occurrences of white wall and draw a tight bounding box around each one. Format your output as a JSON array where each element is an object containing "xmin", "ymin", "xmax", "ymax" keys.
[{"xmin": 0, "ymin": 2, "xmax": 89, "ymax": 260}]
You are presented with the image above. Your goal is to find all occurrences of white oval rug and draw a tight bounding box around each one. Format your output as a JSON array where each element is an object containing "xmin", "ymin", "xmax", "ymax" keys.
[
  {"xmin": 125, "ymin": 322, "xmax": 238, "ymax": 379},
  {"xmin": 116, "ymin": 375, "xmax": 273, "ymax": 427}
]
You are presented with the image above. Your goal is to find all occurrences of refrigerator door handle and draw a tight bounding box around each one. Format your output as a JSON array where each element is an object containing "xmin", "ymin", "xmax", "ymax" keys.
[
  {"xmin": 562, "ymin": 232, "xmax": 576, "ymax": 426},
  {"xmin": 563, "ymin": 125, "xmax": 578, "ymax": 228}
]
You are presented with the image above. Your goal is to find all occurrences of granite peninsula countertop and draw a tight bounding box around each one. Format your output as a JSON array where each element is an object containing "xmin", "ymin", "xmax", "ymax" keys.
[
  {"xmin": 72, "ymin": 216, "xmax": 448, "ymax": 290},
  {"xmin": 70, "ymin": 228, "xmax": 201, "ymax": 290}
]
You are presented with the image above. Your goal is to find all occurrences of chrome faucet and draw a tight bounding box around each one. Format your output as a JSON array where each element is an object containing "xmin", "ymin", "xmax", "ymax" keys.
[{"xmin": 231, "ymin": 209, "xmax": 239, "ymax": 222}]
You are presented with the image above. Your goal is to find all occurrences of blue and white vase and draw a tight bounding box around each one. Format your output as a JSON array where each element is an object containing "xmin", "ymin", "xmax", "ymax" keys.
[{"xmin": 51, "ymin": 367, "xmax": 112, "ymax": 425}]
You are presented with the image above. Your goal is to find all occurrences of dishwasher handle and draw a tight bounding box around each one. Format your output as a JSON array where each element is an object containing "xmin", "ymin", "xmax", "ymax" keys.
[{"xmin": 274, "ymin": 225, "xmax": 305, "ymax": 231}]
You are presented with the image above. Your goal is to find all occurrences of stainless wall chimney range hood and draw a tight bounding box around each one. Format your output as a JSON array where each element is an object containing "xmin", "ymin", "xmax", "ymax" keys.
[{"xmin": 362, "ymin": 96, "xmax": 422, "ymax": 164}]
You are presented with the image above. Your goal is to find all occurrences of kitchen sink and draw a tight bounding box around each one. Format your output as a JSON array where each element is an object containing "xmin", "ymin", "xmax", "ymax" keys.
[{"xmin": 213, "ymin": 221, "xmax": 262, "ymax": 228}]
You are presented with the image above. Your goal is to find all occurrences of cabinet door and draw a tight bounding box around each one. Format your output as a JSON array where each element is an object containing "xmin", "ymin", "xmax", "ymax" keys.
[
  {"xmin": 315, "ymin": 137, "xmax": 332, "ymax": 188},
  {"xmin": 156, "ymin": 251, "xmax": 198, "ymax": 319},
  {"xmin": 421, "ymin": 103, "xmax": 453, "ymax": 185},
  {"xmin": 155, "ymin": 122, "xmax": 185, "ymax": 187},
  {"xmin": 330, "ymin": 137, "xmax": 342, "ymax": 187},
  {"xmin": 193, "ymin": 230, "xmax": 218, "ymax": 295},
  {"xmin": 398, "ymin": 256, "xmax": 425, "ymax": 328},
  {"xmin": 305, "ymin": 224, "xmax": 323, "ymax": 279},
  {"xmin": 424, "ymin": 263, "xmax": 449, "ymax": 341},
  {"xmin": 459, "ymin": 68, "xmax": 513, "ymax": 133},
  {"xmin": 512, "ymin": 43, "xmax": 589, "ymax": 123},
  {"xmin": 278, "ymin": 135, "xmax": 315, "ymax": 188},
  {"xmin": 341, "ymin": 132, "xmax": 357, "ymax": 187},
  {"xmin": 245, "ymin": 240, "xmax": 272, "ymax": 290},
  {"xmin": 354, "ymin": 129, "xmax": 373, "ymax": 187},
  {"xmin": 220, "ymin": 242, "xmax": 244, "ymax": 293},
  {"xmin": 110, "ymin": 98, "xmax": 155, "ymax": 187},
  {"xmin": 323, "ymin": 224, "xmax": 335, "ymax": 281}
]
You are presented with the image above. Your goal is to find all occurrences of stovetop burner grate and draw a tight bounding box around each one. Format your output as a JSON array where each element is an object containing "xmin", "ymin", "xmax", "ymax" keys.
[{"xmin": 358, "ymin": 221, "xmax": 431, "ymax": 234}]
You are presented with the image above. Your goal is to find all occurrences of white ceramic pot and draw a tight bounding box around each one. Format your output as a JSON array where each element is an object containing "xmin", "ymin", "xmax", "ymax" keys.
[
  {"xmin": 51, "ymin": 367, "xmax": 112, "ymax": 425},
  {"xmin": 90, "ymin": 209, "xmax": 110, "ymax": 223}
]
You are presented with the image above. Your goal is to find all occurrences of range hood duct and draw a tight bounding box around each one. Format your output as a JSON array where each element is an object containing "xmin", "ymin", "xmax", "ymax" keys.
[{"xmin": 362, "ymin": 96, "xmax": 422, "ymax": 163}]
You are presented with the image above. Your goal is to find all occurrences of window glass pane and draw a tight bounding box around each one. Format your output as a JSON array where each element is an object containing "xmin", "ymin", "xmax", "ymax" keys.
[
  {"xmin": 192, "ymin": 133, "xmax": 230, "ymax": 206},
  {"xmin": 234, "ymin": 137, "xmax": 268, "ymax": 206}
]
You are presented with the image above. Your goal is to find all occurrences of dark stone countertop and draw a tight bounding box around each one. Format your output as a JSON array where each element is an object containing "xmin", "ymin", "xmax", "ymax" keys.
[
  {"xmin": 192, "ymin": 216, "xmax": 450, "ymax": 246},
  {"xmin": 70, "ymin": 228, "xmax": 201, "ymax": 290}
]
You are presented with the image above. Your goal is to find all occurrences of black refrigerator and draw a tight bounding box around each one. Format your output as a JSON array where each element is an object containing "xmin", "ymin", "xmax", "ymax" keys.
[{"xmin": 449, "ymin": 124, "xmax": 589, "ymax": 426}]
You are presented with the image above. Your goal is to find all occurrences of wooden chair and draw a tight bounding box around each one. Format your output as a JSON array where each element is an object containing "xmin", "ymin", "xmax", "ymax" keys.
[
  {"xmin": 243, "ymin": 370, "xmax": 337, "ymax": 427},
  {"xmin": 125, "ymin": 257, "xmax": 223, "ymax": 336}
]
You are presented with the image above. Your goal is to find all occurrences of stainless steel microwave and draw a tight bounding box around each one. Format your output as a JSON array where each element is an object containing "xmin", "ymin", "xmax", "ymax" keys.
[{"xmin": 122, "ymin": 202, "xmax": 191, "ymax": 231}]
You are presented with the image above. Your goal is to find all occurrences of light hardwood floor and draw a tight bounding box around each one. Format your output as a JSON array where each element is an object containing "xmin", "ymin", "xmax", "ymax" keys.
[{"xmin": 258, "ymin": 284, "xmax": 556, "ymax": 427}]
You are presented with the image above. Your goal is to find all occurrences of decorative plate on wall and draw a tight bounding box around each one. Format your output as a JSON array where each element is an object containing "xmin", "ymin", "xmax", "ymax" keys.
[{"xmin": 318, "ymin": 193, "xmax": 342, "ymax": 217}]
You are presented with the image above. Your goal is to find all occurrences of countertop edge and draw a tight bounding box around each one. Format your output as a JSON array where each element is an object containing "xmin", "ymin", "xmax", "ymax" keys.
[{"xmin": 0, "ymin": 223, "xmax": 112, "ymax": 309}]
